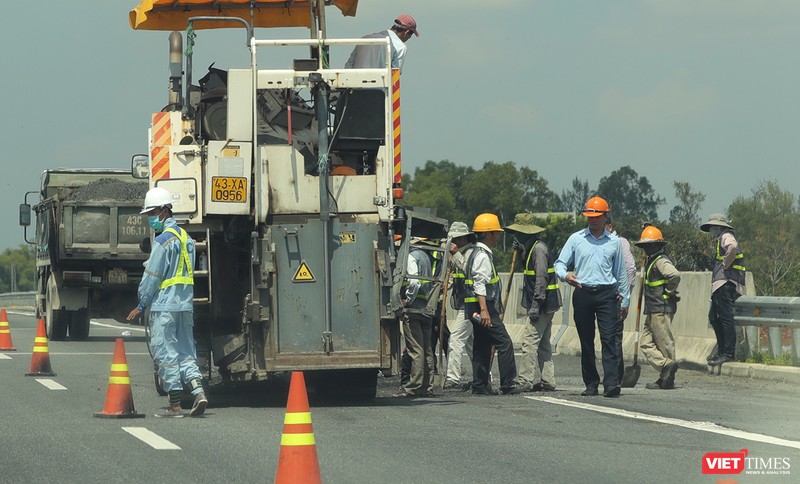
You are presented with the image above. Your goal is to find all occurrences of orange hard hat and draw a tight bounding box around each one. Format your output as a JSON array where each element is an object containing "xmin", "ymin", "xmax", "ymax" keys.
[
  {"xmin": 472, "ymin": 213, "xmax": 503, "ymax": 233},
  {"xmin": 635, "ymin": 225, "xmax": 665, "ymax": 245},
  {"xmin": 583, "ymin": 196, "xmax": 610, "ymax": 217}
]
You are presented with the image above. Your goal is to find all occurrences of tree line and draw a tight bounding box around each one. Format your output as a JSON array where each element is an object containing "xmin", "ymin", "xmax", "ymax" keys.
[
  {"xmin": 402, "ymin": 160, "xmax": 799, "ymax": 297},
  {"xmin": 1, "ymin": 163, "xmax": 797, "ymax": 296}
]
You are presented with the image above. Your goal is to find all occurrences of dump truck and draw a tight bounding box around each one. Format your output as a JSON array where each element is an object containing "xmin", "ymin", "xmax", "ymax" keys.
[
  {"xmin": 128, "ymin": 0, "xmax": 448, "ymax": 398},
  {"xmin": 20, "ymin": 169, "xmax": 149, "ymax": 340}
]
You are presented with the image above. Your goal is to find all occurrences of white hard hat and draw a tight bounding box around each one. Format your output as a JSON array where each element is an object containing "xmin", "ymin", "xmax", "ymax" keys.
[{"xmin": 140, "ymin": 187, "xmax": 173, "ymax": 214}]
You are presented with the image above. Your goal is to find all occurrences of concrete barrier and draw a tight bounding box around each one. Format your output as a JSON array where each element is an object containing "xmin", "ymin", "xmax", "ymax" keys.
[
  {"xmin": 447, "ymin": 271, "xmax": 756, "ymax": 368},
  {"xmin": 0, "ymin": 292, "xmax": 35, "ymax": 310}
]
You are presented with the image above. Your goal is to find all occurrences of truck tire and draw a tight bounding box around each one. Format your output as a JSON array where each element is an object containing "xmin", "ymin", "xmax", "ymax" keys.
[
  {"xmin": 46, "ymin": 308, "xmax": 69, "ymax": 342},
  {"xmin": 69, "ymin": 308, "xmax": 90, "ymax": 341}
]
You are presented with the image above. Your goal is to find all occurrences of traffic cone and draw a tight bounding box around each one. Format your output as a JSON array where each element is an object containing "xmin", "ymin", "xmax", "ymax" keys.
[
  {"xmin": 25, "ymin": 319, "xmax": 55, "ymax": 376},
  {"xmin": 275, "ymin": 371, "xmax": 321, "ymax": 484},
  {"xmin": 94, "ymin": 338, "xmax": 144, "ymax": 418},
  {"xmin": 0, "ymin": 308, "xmax": 16, "ymax": 351}
]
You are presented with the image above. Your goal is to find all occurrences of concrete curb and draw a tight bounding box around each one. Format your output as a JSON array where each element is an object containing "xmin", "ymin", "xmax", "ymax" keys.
[{"xmin": 711, "ymin": 362, "xmax": 800, "ymax": 385}]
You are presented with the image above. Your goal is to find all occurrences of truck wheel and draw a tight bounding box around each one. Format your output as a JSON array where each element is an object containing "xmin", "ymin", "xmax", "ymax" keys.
[
  {"xmin": 69, "ymin": 308, "xmax": 90, "ymax": 341},
  {"xmin": 46, "ymin": 306, "xmax": 69, "ymax": 341}
]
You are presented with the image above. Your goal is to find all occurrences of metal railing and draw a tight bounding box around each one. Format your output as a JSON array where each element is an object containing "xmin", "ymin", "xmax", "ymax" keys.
[
  {"xmin": 0, "ymin": 292, "xmax": 35, "ymax": 309},
  {"xmin": 735, "ymin": 296, "xmax": 800, "ymax": 359}
]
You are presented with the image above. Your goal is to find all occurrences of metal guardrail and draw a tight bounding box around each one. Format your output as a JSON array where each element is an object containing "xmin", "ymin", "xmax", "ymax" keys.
[
  {"xmin": 0, "ymin": 292, "xmax": 35, "ymax": 309},
  {"xmin": 735, "ymin": 296, "xmax": 800, "ymax": 359},
  {"xmin": 735, "ymin": 296, "xmax": 800, "ymax": 328}
]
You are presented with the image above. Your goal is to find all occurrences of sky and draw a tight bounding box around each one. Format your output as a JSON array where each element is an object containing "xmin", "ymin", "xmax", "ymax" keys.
[{"xmin": 3, "ymin": 1, "xmax": 800, "ymax": 251}]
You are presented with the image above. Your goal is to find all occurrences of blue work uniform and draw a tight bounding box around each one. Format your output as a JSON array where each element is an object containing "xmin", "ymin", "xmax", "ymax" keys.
[{"xmin": 137, "ymin": 217, "xmax": 203, "ymax": 395}]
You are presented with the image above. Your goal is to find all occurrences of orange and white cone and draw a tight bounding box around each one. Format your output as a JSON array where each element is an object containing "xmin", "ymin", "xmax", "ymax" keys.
[
  {"xmin": 25, "ymin": 319, "xmax": 55, "ymax": 376},
  {"xmin": 275, "ymin": 372, "xmax": 321, "ymax": 484},
  {"xmin": 0, "ymin": 308, "xmax": 16, "ymax": 351},
  {"xmin": 94, "ymin": 338, "xmax": 144, "ymax": 419}
]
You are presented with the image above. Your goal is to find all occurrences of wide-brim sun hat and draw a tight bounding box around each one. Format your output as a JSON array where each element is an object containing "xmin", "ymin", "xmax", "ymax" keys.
[
  {"xmin": 504, "ymin": 213, "xmax": 545, "ymax": 235},
  {"xmin": 447, "ymin": 221, "xmax": 472, "ymax": 239},
  {"xmin": 700, "ymin": 213, "xmax": 734, "ymax": 232}
]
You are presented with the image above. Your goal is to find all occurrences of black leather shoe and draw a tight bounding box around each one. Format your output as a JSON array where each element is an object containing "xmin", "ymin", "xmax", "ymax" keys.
[
  {"xmin": 501, "ymin": 384, "xmax": 526, "ymax": 395},
  {"xmin": 580, "ymin": 387, "xmax": 598, "ymax": 396},
  {"xmin": 706, "ymin": 352, "xmax": 718, "ymax": 363},
  {"xmin": 472, "ymin": 386, "xmax": 499, "ymax": 396},
  {"xmin": 603, "ymin": 386, "xmax": 621, "ymax": 398},
  {"xmin": 645, "ymin": 382, "xmax": 663, "ymax": 390},
  {"xmin": 708, "ymin": 355, "xmax": 734, "ymax": 366}
]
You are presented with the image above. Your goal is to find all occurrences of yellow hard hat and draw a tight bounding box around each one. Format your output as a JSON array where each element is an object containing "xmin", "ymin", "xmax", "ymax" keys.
[{"xmin": 472, "ymin": 213, "xmax": 503, "ymax": 233}]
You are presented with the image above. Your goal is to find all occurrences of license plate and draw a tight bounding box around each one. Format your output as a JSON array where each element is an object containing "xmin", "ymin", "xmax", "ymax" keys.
[{"xmin": 211, "ymin": 177, "xmax": 247, "ymax": 203}]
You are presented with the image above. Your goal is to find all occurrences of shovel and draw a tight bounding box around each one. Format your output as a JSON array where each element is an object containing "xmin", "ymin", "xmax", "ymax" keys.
[
  {"xmin": 432, "ymin": 268, "xmax": 451, "ymax": 391},
  {"xmin": 621, "ymin": 264, "xmax": 646, "ymax": 388}
]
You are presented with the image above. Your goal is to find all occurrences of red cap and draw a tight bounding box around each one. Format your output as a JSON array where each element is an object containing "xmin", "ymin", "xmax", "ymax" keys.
[{"xmin": 394, "ymin": 14, "xmax": 419, "ymax": 37}]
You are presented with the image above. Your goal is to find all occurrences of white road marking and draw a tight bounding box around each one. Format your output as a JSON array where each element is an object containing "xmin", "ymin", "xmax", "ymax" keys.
[
  {"xmin": 36, "ymin": 378, "xmax": 67, "ymax": 390},
  {"xmin": 0, "ymin": 353, "xmax": 12, "ymax": 360},
  {"xmin": 526, "ymin": 395, "xmax": 800, "ymax": 451},
  {"xmin": 122, "ymin": 427, "xmax": 181, "ymax": 450},
  {"xmin": 11, "ymin": 352, "xmax": 151, "ymax": 356}
]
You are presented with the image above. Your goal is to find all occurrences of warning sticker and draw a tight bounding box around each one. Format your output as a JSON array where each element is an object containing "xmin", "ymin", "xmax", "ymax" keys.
[{"xmin": 292, "ymin": 261, "xmax": 316, "ymax": 283}]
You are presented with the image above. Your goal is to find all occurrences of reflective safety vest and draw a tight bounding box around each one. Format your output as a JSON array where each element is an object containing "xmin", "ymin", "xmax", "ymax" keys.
[
  {"xmin": 463, "ymin": 246, "xmax": 502, "ymax": 316},
  {"xmin": 521, "ymin": 241, "xmax": 562, "ymax": 313},
  {"xmin": 401, "ymin": 248, "xmax": 433, "ymax": 310},
  {"xmin": 160, "ymin": 227, "xmax": 194, "ymax": 289},
  {"xmin": 712, "ymin": 237, "xmax": 745, "ymax": 286},
  {"xmin": 643, "ymin": 253, "xmax": 677, "ymax": 315},
  {"xmin": 449, "ymin": 247, "xmax": 473, "ymax": 311}
]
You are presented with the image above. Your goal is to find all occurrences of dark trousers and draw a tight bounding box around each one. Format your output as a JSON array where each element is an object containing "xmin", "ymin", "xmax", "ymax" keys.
[
  {"xmin": 471, "ymin": 315, "xmax": 518, "ymax": 391},
  {"xmin": 709, "ymin": 282, "xmax": 738, "ymax": 358},
  {"xmin": 615, "ymin": 300, "xmax": 624, "ymax": 378},
  {"xmin": 573, "ymin": 286, "xmax": 620, "ymax": 391}
]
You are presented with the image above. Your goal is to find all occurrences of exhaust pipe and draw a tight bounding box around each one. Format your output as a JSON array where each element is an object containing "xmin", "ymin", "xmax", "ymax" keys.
[{"xmin": 168, "ymin": 31, "xmax": 183, "ymax": 110}]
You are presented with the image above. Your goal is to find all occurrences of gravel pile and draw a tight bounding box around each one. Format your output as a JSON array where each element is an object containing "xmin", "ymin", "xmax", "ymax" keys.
[{"xmin": 65, "ymin": 178, "xmax": 149, "ymax": 202}]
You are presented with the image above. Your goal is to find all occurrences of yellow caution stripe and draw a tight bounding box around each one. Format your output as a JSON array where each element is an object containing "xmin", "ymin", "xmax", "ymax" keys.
[
  {"xmin": 280, "ymin": 433, "xmax": 316, "ymax": 446},
  {"xmin": 284, "ymin": 412, "xmax": 312, "ymax": 424}
]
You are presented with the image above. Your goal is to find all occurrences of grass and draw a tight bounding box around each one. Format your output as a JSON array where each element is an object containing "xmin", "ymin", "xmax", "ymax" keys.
[{"xmin": 745, "ymin": 351, "xmax": 799, "ymax": 367}]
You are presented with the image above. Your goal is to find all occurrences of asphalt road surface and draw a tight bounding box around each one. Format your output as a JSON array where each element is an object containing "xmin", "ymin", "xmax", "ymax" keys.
[{"xmin": 1, "ymin": 311, "xmax": 797, "ymax": 484}]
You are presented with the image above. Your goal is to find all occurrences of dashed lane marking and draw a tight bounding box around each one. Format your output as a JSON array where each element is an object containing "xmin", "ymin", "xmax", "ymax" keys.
[
  {"xmin": 36, "ymin": 378, "xmax": 67, "ymax": 390},
  {"xmin": 90, "ymin": 321, "xmax": 146, "ymax": 333},
  {"xmin": 526, "ymin": 395, "xmax": 800, "ymax": 451},
  {"xmin": 0, "ymin": 354, "xmax": 11, "ymax": 360},
  {"xmin": 122, "ymin": 427, "xmax": 181, "ymax": 450}
]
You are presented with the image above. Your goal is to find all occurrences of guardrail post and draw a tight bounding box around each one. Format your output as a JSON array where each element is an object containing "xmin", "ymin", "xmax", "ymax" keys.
[
  {"xmin": 744, "ymin": 326, "xmax": 758, "ymax": 357},
  {"xmin": 768, "ymin": 327, "xmax": 782, "ymax": 358},
  {"xmin": 793, "ymin": 329, "xmax": 800, "ymax": 361}
]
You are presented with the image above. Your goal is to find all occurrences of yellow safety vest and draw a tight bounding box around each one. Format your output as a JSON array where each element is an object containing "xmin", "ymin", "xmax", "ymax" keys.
[{"xmin": 160, "ymin": 227, "xmax": 194, "ymax": 289}]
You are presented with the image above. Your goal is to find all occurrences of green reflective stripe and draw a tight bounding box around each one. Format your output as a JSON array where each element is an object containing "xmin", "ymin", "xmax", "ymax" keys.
[
  {"xmin": 525, "ymin": 242, "xmax": 536, "ymax": 274},
  {"xmin": 160, "ymin": 227, "xmax": 194, "ymax": 289},
  {"xmin": 465, "ymin": 279, "xmax": 474, "ymax": 284},
  {"xmin": 546, "ymin": 283, "xmax": 559, "ymax": 290},
  {"xmin": 732, "ymin": 264, "xmax": 746, "ymax": 271},
  {"xmin": 523, "ymin": 270, "xmax": 536, "ymax": 276},
  {"xmin": 662, "ymin": 294, "xmax": 670, "ymax": 299},
  {"xmin": 452, "ymin": 273, "xmax": 465, "ymax": 278},
  {"xmin": 416, "ymin": 294, "xmax": 430, "ymax": 300},
  {"xmin": 464, "ymin": 297, "xmax": 478, "ymax": 302},
  {"xmin": 547, "ymin": 268, "xmax": 555, "ymax": 273},
  {"xmin": 646, "ymin": 279, "xmax": 668, "ymax": 287},
  {"xmin": 488, "ymin": 276, "xmax": 500, "ymax": 284}
]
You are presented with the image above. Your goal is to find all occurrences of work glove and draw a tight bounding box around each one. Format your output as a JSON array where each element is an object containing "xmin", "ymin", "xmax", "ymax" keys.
[
  {"xmin": 528, "ymin": 303, "xmax": 540, "ymax": 322},
  {"xmin": 511, "ymin": 238, "xmax": 525, "ymax": 255}
]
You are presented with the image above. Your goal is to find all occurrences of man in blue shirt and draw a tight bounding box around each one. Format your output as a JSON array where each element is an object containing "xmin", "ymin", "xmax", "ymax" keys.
[
  {"xmin": 127, "ymin": 187, "xmax": 207, "ymax": 417},
  {"xmin": 555, "ymin": 197, "xmax": 630, "ymax": 398}
]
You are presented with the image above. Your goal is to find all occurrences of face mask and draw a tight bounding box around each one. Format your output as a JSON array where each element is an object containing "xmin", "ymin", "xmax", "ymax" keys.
[
  {"xmin": 709, "ymin": 226, "xmax": 722, "ymax": 237},
  {"xmin": 148, "ymin": 215, "xmax": 164, "ymax": 232}
]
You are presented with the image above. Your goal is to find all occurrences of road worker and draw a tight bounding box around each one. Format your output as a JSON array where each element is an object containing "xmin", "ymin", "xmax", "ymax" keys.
[
  {"xmin": 443, "ymin": 221, "xmax": 476, "ymax": 391},
  {"xmin": 506, "ymin": 213, "xmax": 562, "ymax": 392},
  {"xmin": 464, "ymin": 213, "xmax": 524, "ymax": 395},
  {"xmin": 127, "ymin": 187, "xmax": 207, "ymax": 417},
  {"xmin": 701, "ymin": 213, "xmax": 745, "ymax": 366},
  {"xmin": 634, "ymin": 225, "xmax": 681, "ymax": 389}
]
